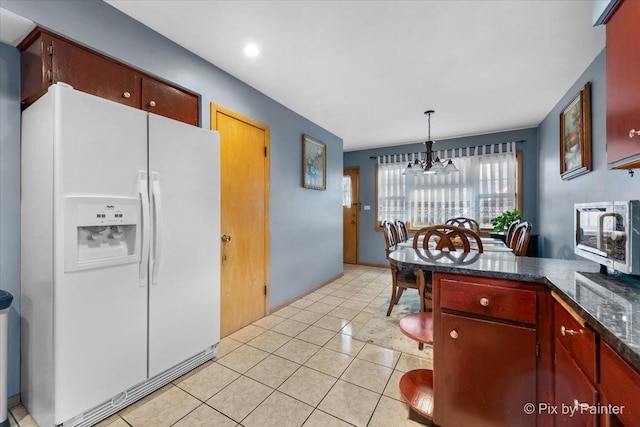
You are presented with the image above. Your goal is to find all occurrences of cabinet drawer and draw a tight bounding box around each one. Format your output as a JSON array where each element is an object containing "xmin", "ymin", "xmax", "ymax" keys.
[
  {"xmin": 600, "ymin": 342, "xmax": 640, "ymax": 426},
  {"xmin": 554, "ymin": 339, "xmax": 598, "ymax": 427},
  {"xmin": 554, "ymin": 301, "xmax": 597, "ymax": 384},
  {"xmin": 440, "ymin": 279, "xmax": 537, "ymax": 325}
]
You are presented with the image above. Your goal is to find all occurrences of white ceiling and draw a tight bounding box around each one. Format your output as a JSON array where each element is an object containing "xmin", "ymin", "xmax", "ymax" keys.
[{"xmin": 3, "ymin": 2, "xmax": 606, "ymax": 152}]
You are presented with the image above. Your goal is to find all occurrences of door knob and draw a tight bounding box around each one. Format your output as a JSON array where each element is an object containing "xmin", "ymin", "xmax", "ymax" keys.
[
  {"xmin": 122, "ymin": 91, "xmax": 131, "ymax": 99},
  {"xmin": 221, "ymin": 235, "xmax": 231, "ymax": 242},
  {"xmin": 149, "ymin": 100, "xmax": 157, "ymax": 107},
  {"xmin": 480, "ymin": 297, "xmax": 489, "ymax": 306},
  {"xmin": 351, "ymin": 220, "xmax": 356, "ymax": 224},
  {"xmin": 450, "ymin": 330, "xmax": 459, "ymax": 339}
]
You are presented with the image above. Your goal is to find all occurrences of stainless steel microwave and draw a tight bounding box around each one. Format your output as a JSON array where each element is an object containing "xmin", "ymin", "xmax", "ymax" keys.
[{"xmin": 574, "ymin": 201, "xmax": 640, "ymax": 275}]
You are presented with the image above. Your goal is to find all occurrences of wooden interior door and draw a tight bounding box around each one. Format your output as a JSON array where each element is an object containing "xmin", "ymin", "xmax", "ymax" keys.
[
  {"xmin": 211, "ymin": 104, "xmax": 269, "ymax": 337},
  {"xmin": 343, "ymin": 167, "xmax": 359, "ymax": 264}
]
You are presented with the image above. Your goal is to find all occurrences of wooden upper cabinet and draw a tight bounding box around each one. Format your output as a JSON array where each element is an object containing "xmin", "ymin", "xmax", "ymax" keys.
[
  {"xmin": 18, "ymin": 27, "xmax": 199, "ymax": 126},
  {"xmin": 46, "ymin": 34, "xmax": 140, "ymax": 108},
  {"xmin": 606, "ymin": 0, "xmax": 640, "ymax": 169},
  {"xmin": 142, "ymin": 77, "xmax": 198, "ymax": 126}
]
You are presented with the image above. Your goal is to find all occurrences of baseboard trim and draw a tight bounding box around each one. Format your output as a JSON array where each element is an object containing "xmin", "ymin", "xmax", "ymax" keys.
[
  {"xmin": 355, "ymin": 262, "xmax": 388, "ymax": 269},
  {"xmin": 269, "ymin": 272, "xmax": 344, "ymax": 313},
  {"xmin": 8, "ymin": 394, "xmax": 20, "ymax": 409}
]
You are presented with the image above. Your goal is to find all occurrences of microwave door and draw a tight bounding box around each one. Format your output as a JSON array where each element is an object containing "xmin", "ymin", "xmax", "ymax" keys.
[{"xmin": 577, "ymin": 207, "xmax": 609, "ymax": 256}]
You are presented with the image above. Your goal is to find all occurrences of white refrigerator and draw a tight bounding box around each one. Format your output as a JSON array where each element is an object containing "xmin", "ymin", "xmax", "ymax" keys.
[{"xmin": 21, "ymin": 83, "xmax": 220, "ymax": 426}]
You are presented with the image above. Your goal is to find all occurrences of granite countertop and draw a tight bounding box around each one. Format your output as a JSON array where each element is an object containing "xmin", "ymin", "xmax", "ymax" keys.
[{"xmin": 388, "ymin": 247, "xmax": 640, "ymax": 372}]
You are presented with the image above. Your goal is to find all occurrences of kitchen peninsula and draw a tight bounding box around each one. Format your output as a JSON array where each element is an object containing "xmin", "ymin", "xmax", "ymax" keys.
[{"xmin": 389, "ymin": 247, "xmax": 640, "ymax": 427}]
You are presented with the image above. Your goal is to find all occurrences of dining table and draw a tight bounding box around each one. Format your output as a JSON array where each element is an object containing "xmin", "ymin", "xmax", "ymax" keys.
[{"xmin": 397, "ymin": 234, "xmax": 514, "ymax": 252}]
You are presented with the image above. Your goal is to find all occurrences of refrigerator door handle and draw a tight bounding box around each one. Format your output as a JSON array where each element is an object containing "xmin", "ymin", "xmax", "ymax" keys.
[
  {"xmin": 139, "ymin": 171, "xmax": 150, "ymax": 287},
  {"xmin": 151, "ymin": 172, "xmax": 164, "ymax": 285}
]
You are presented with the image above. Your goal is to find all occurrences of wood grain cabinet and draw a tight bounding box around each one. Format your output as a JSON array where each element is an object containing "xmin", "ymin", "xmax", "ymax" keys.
[
  {"xmin": 605, "ymin": 0, "xmax": 640, "ymax": 169},
  {"xmin": 599, "ymin": 342, "xmax": 640, "ymax": 427},
  {"xmin": 18, "ymin": 27, "xmax": 199, "ymax": 126},
  {"xmin": 433, "ymin": 274, "xmax": 553, "ymax": 427},
  {"xmin": 553, "ymin": 300, "xmax": 599, "ymax": 426}
]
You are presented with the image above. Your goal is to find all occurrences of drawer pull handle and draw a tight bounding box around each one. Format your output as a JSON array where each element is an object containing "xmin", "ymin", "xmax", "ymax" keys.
[
  {"xmin": 122, "ymin": 91, "xmax": 131, "ymax": 99},
  {"xmin": 149, "ymin": 100, "xmax": 157, "ymax": 107},
  {"xmin": 560, "ymin": 325, "xmax": 578, "ymax": 336},
  {"xmin": 573, "ymin": 399, "xmax": 589, "ymax": 411},
  {"xmin": 449, "ymin": 330, "xmax": 459, "ymax": 339},
  {"xmin": 629, "ymin": 129, "xmax": 640, "ymax": 139},
  {"xmin": 479, "ymin": 297, "xmax": 489, "ymax": 307}
]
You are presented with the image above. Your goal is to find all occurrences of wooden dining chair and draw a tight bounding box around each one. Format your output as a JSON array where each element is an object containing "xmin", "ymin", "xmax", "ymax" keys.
[
  {"xmin": 445, "ymin": 217, "xmax": 480, "ymax": 233},
  {"xmin": 412, "ymin": 225, "xmax": 483, "ymax": 315},
  {"xmin": 382, "ymin": 220, "xmax": 423, "ymax": 316},
  {"xmin": 382, "ymin": 221, "xmax": 400, "ymax": 254},
  {"xmin": 510, "ymin": 221, "xmax": 532, "ymax": 256},
  {"xmin": 505, "ymin": 219, "xmax": 521, "ymax": 248},
  {"xmin": 413, "ymin": 224, "xmax": 484, "ymax": 253},
  {"xmin": 395, "ymin": 220, "xmax": 409, "ymax": 243}
]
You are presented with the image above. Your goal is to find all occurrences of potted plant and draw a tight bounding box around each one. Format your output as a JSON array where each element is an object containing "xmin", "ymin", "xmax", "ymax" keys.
[{"xmin": 490, "ymin": 209, "xmax": 523, "ymax": 241}]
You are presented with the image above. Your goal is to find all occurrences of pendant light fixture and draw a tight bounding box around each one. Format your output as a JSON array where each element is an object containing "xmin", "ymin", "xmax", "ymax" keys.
[{"xmin": 404, "ymin": 110, "xmax": 458, "ymax": 175}]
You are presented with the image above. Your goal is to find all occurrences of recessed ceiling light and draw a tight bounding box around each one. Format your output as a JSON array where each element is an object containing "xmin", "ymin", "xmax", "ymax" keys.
[{"xmin": 244, "ymin": 43, "xmax": 259, "ymax": 57}]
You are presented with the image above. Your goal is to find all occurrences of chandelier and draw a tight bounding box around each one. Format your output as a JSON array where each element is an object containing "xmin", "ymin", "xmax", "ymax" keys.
[{"xmin": 403, "ymin": 110, "xmax": 458, "ymax": 175}]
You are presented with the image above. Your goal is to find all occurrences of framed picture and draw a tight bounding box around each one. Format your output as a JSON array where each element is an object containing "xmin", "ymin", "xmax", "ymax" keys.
[
  {"xmin": 302, "ymin": 134, "xmax": 326, "ymax": 190},
  {"xmin": 560, "ymin": 81, "xmax": 592, "ymax": 180}
]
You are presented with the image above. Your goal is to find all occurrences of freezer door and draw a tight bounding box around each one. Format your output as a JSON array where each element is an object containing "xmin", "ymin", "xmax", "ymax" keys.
[
  {"xmin": 50, "ymin": 85, "xmax": 149, "ymax": 423},
  {"xmin": 147, "ymin": 114, "xmax": 221, "ymax": 377}
]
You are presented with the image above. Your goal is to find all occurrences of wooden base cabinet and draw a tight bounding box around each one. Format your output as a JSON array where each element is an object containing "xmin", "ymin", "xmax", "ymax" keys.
[
  {"xmin": 433, "ymin": 273, "xmax": 553, "ymax": 427},
  {"xmin": 553, "ymin": 296, "xmax": 640, "ymax": 427},
  {"xmin": 554, "ymin": 340, "xmax": 599, "ymax": 426},
  {"xmin": 599, "ymin": 342, "xmax": 640, "ymax": 427},
  {"xmin": 437, "ymin": 313, "xmax": 537, "ymax": 427}
]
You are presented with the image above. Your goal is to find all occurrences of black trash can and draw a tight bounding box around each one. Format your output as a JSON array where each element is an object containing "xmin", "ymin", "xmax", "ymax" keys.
[{"xmin": 0, "ymin": 290, "xmax": 13, "ymax": 427}]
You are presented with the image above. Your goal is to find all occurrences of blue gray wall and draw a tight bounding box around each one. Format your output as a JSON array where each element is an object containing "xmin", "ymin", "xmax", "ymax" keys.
[
  {"xmin": 0, "ymin": 42, "xmax": 21, "ymax": 401},
  {"xmin": 0, "ymin": 0, "xmax": 343, "ymax": 398},
  {"xmin": 537, "ymin": 49, "xmax": 638, "ymax": 259},
  {"xmin": 344, "ymin": 127, "xmax": 539, "ymax": 266}
]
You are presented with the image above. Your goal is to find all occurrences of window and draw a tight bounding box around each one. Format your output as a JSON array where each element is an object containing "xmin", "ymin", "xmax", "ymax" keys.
[
  {"xmin": 376, "ymin": 143, "xmax": 519, "ymax": 229},
  {"xmin": 342, "ymin": 175, "xmax": 352, "ymax": 207}
]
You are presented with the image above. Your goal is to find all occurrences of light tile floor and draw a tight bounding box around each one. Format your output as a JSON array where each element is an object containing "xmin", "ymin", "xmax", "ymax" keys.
[{"xmin": 9, "ymin": 264, "xmax": 432, "ymax": 427}]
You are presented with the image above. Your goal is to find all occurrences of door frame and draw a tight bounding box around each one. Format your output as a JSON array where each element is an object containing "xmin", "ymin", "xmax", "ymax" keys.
[
  {"xmin": 210, "ymin": 103, "xmax": 271, "ymax": 315},
  {"xmin": 343, "ymin": 166, "xmax": 360, "ymax": 264}
]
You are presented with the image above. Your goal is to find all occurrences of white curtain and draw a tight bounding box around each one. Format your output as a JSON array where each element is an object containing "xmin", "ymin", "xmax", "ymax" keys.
[
  {"xmin": 376, "ymin": 154, "xmax": 410, "ymax": 223},
  {"xmin": 377, "ymin": 142, "xmax": 517, "ymax": 228}
]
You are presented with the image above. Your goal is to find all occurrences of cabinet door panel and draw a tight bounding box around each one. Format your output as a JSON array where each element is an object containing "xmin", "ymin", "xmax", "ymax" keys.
[
  {"xmin": 435, "ymin": 313, "xmax": 537, "ymax": 427},
  {"xmin": 142, "ymin": 77, "xmax": 199, "ymax": 126},
  {"xmin": 599, "ymin": 342, "xmax": 640, "ymax": 426},
  {"xmin": 50, "ymin": 36, "xmax": 139, "ymax": 108},
  {"xmin": 606, "ymin": 0, "xmax": 640, "ymax": 168},
  {"xmin": 554, "ymin": 340, "xmax": 598, "ymax": 426}
]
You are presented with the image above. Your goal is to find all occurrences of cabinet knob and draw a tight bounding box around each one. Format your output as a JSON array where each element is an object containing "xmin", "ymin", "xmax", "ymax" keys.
[
  {"xmin": 479, "ymin": 297, "xmax": 489, "ymax": 307},
  {"xmin": 629, "ymin": 129, "xmax": 640, "ymax": 139},
  {"xmin": 573, "ymin": 399, "xmax": 589, "ymax": 411},
  {"xmin": 122, "ymin": 91, "xmax": 131, "ymax": 99},
  {"xmin": 449, "ymin": 330, "xmax": 459, "ymax": 339},
  {"xmin": 560, "ymin": 325, "xmax": 578, "ymax": 336},
  {"xmin": 149, "ymin": 100, "xmax": 157, "ymax": 107}
]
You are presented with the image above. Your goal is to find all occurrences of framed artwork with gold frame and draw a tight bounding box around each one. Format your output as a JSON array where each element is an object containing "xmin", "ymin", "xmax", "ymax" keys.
[{"xmin": 560, "ymin": 82, "xmax": 592, "ymax": 180}]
